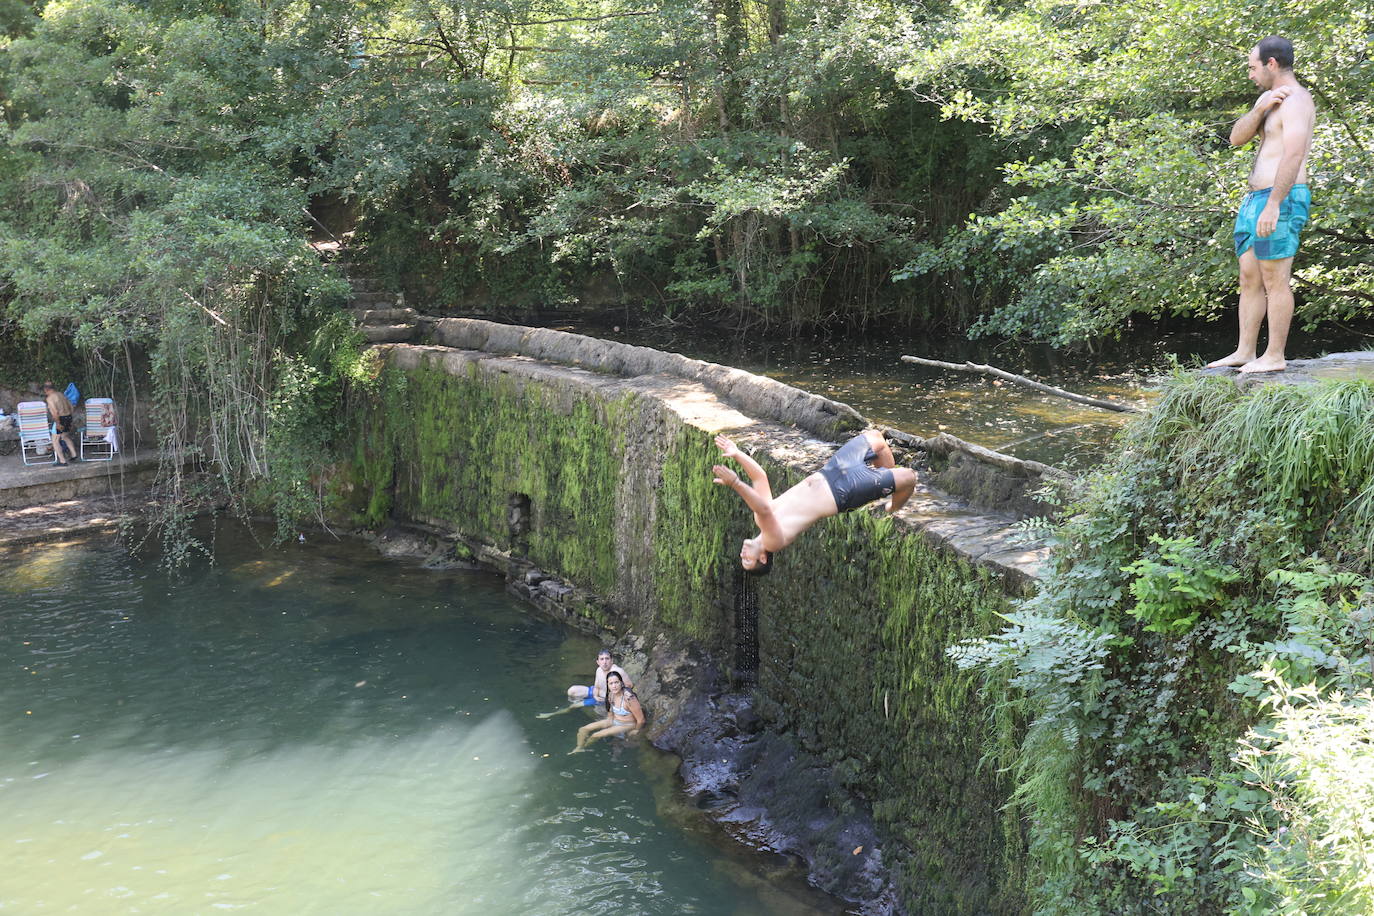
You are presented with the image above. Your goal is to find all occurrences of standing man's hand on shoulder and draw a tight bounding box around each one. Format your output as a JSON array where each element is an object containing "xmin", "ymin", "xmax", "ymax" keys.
[{"xmin": 1256, "ymin": 85, "xmax": 1293, "ymax": 114}]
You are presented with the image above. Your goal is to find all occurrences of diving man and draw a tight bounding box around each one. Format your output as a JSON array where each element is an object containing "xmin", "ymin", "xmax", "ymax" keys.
[{"xmin": 712, "ymin": 430, "xmax": 917, "ymax": 574}]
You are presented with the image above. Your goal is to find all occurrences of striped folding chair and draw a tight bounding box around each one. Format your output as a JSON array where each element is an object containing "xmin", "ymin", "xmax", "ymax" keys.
[
  {"xmin": 81, "ymin": 398, "xmax": 117, "ymax": 461},
  {"xmin": 17, "ymin": 401, "xmax": 56, "ymax": 466}
]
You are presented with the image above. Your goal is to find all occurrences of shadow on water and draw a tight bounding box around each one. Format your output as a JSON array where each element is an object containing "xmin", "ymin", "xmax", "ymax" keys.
[{"xmin": 0, "ymin": 522, "xmax": 839, "ymax": 915}]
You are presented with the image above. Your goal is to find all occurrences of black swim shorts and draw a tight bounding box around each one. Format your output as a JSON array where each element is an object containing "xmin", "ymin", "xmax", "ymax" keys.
[
  {"xmin": 56, "ymin": 414, "xmax": 73, "ymax": 434},
  {"xmin": 818, "ymin": 434, "xmax": 896, "ymax": 513}
]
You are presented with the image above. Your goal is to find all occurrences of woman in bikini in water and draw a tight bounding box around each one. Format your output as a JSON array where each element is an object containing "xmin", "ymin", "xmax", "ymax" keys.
[{"xmin": 571, "ymin": 671, "xmax": 644, "ymax": 753}]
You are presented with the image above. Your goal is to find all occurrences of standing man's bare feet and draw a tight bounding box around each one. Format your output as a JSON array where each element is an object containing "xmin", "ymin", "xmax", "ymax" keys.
[
  {"xmin": 1205, "ymin": 352, "xmax": 1254, "ymax": 369},
  {"xmin": 1239, "ymin": 355, "xmax": 1287, "ymax": 373}
]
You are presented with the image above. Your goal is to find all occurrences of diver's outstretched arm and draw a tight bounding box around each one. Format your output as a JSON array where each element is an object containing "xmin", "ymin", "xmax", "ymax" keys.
[{"xmin": 715, "ymin": 435, "xmax": 772, "ymax": 500}]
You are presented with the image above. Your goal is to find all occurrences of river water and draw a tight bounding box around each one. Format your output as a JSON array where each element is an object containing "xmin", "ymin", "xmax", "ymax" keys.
[
  {"xmin": 558, "ymin": 319, "xmax": 1368, "ymax": 468},
  {"xmin": 0, "ymin": 528, "xmax": 834, "ymax": 914}
]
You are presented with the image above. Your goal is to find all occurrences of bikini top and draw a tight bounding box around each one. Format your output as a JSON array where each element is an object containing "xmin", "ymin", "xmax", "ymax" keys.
[{"xmin": 611, "ymin": 693, "xmax": 634, "ymax": 718}]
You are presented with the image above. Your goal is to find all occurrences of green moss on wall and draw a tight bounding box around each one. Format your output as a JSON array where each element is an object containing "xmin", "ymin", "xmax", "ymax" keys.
[
  {"xmin": 340, "ymin": 356, "xmax": 1023, "ymax": 911},
  {"xmin": 756, "ymin": 505, "xmax": 1020, "ymax": 914},
  {"xmin": 652, "ymin": 425, "xmax": 736, "ymax": 645},
  {"xmin": 344, "ymin": 363, "xmax": 627, "ymax": 595}
]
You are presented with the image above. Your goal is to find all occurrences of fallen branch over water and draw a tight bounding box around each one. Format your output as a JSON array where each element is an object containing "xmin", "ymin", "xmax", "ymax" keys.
[{"xmin": 899, "ymin": 355, "xmax": 1143, "ymax": 414}]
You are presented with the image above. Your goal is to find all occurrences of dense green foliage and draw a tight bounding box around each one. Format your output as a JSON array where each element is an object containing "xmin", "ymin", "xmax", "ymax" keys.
[
  {"xmin": 900, "ymin": 0, "xmax": 1374, "ymax": 343},
  {"xmin": 954, "ymin": 375, "xmax": 1374, "ymax": 913},
  {"xmin": 0, "ymin": 0, "xmax": 371, "ymax": 545},
  {"xmin": 4, "ymin": 0, "xmax": 1369, "ymax": 540},
  {"xmin": 336, "ymin": 0, "xmax": 999, "ymax": 330}
]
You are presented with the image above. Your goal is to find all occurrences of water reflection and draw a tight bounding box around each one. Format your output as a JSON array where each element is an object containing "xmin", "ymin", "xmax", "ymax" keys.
[{"xmin": 1, "ymin": 531, "xmax": 836, "ymax": 915}]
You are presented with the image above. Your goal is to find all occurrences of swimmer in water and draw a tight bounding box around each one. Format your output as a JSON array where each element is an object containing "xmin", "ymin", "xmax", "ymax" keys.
[
  {"xmin": 570, "ymin": 671, "xmax": 644, "ymax": 753},
  {"xmin": 712, "ymin": 430, "xmax": 917, "ymax": 575},
  {"xmin": 537, "ymin": 649, "xmax": 633, "ymax": 719}
]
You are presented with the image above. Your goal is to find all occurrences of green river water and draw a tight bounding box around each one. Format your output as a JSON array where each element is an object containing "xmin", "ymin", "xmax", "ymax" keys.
[{"xmin": 0, "ymin": 527, "xmax": 835, "ymax": 915}]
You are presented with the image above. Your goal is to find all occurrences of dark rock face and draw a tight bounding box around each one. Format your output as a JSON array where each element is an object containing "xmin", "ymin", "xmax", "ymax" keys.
[{"xmin": 632, "ymin": 636, "xmax": 903, "ymax": 915}]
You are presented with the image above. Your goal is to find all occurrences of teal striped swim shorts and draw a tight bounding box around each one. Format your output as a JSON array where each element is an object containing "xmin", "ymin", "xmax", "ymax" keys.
[{"xmin": 1234, "ymin": 184, "xmax": 1310, "ymax": 261}]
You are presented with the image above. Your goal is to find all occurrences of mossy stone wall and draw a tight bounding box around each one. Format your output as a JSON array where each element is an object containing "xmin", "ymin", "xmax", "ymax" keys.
[{"xmin": 339, "ymin": 343, "xmax": 1024, "ymax": 913}]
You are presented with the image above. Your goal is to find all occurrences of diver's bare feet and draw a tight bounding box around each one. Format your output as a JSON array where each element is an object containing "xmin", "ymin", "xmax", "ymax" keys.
[
  {"xmin": 568, "ymin": 746, "xmax": 586, "ymax": 755},
  {"xmin": 1239, "ymin": 355, "xmax": 1286, "ymax": 374},
  {"xmin": 1206, "ymin": 351, "xmax": 1254, "ymax": 369}
]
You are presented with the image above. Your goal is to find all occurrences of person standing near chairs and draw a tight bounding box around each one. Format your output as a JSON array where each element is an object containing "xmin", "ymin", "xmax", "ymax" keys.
[{"xmin": 42, "ymin": 382, "xmax": 78, "ymax": 465}]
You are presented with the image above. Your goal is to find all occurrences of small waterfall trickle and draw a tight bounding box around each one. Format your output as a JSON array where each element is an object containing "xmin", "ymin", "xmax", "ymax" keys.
[{"xmin": 732, "ymin": 569, "xmax": 760, "ymax": 685}]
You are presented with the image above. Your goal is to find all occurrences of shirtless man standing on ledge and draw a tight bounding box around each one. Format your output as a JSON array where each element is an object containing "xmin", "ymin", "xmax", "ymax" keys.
[
  {"xmin": 1208, "ymin": 35, "xmax": 1315, "ymax": 374},
  {"xmin": 712, "ymin": 430, "xmax": 917, "ymax": 575}
]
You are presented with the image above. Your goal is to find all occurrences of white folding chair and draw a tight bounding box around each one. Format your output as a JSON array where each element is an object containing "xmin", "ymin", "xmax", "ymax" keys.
[
  {"xmin": 81, "ymin": 397, "xmax": 118, "ymax": 461},
  {"xmin": 17, "ymin": 401, "xmax": 56, "ymax": 466}
]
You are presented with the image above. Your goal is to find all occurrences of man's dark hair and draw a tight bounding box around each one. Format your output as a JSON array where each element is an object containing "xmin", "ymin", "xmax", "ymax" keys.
[
  {"xmin": 1256, "ymin": 36, "xmax": 1294, "ymax": 71},
  {"xmin": 744, "ymin": 551, "xmax": 773, "ymax": 577}
]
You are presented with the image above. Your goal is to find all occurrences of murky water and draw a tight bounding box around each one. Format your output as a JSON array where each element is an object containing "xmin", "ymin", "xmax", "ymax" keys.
[
  {"xmin": 0, "ymin": 529, "xmax": 835, "ymax": 914},
  {"xmin": 559, "ymin": 319, "xmax": 1370, "ymax": 468}
]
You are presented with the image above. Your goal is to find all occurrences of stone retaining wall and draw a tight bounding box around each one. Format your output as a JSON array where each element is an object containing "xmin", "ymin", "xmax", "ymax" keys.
[{"xmin": 338, "ymin": 331, "xmax": 1046, "ymax": 913}]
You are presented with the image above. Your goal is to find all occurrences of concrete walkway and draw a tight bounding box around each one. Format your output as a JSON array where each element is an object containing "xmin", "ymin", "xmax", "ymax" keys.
[{"xmin": 0, "ymin": 448, "xmax": 160, "ymax": 547}]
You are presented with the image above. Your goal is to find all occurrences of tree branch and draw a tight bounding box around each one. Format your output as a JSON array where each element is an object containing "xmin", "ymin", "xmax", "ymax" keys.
[
  {"xmin": 900, "ymin": 355, "xmax": 1143, "ymax": 413},
  {"xmin": 1309, "ymin": 227, "xmax": 1374, "ymax": 245},
  {"xmin": 1293, "ymin": 276, "xmax": 1374, "ymax": 306},
  {"xmin": 512, "ymin": 11, "xmax": 656, "ymax": 26}
]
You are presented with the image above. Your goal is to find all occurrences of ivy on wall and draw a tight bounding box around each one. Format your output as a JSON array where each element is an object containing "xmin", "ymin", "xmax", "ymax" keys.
[{"xmin": 954, "ymin": 375, "xmax": 1374, "ymax": 914}]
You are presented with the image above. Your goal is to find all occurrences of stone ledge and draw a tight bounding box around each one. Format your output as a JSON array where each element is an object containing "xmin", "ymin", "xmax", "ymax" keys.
[
  {"xmin": 421, "ymin": 317, "xmax": 866, "ymax": 440},
  {"xmin": 0, "ymin": 449, "xmax": 160, "ymax": 511},
  {"xmin": 1201, "ymin": 350, "xmax": 1374, "ymax": 387},
  {"xmin": 386, "ymin": 342, "xmax": 1051, "ymax": 587}
]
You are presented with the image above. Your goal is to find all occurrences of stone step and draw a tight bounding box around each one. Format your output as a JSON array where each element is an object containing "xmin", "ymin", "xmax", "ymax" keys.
[
  {"xmin": 352, "ymin": 307, "xmax": 417, "ymax": 325},
  {"xmin": 362, "ymin": 324, "xmax": 417, "ymax": 344},
  {"xmin": 348, "ymin": 291, "xmax": 401, "ymax": 308}
]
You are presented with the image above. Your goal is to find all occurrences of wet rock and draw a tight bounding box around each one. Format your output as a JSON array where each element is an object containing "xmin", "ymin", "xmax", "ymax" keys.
[
  {"xmin": 373, "ymin": 528, "xmax": 433, "ymax": 559},
  {"xmin": 538, "ymin": 579, "xmax": 574, "ymax": 601},
  {"xmin": 641, "ymin": 653, "xmax": 904, "ymax": 915},
  {"xmin": 421, "ymin": 545, "xmax": 481, "ymax": 570},
  {"xmin": 733, "ymin": 703, "xmax": 763, "ymax": 734}
]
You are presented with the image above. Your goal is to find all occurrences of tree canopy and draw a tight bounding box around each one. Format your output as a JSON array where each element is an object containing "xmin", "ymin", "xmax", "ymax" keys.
[{"xmin": 0, "ymin": 0, "xmax": 1369, "ymax": 532}]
